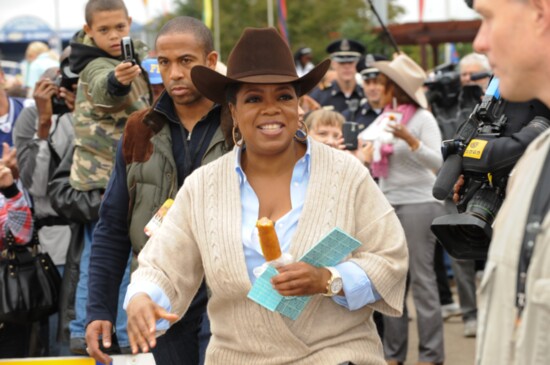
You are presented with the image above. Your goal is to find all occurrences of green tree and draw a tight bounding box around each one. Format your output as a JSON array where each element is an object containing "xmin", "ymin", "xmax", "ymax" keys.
[{"xmin": 166, "ymin": 0, "xmax": 404, "ymax": 63}]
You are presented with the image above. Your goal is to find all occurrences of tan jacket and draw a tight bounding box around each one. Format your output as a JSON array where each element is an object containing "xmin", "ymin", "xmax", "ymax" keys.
[
  {"xmin": 477, "ymin": 129, "xmax": 550, "ymax": 365},
  {"xmin": 133, "ymin": 140, "xmax": 408, "ymax": 365}
]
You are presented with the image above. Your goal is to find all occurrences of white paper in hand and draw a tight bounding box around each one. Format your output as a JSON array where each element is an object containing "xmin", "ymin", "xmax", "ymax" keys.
[{"xmin": 358, "ymin": 111, "xmax": 403, "ymax": 144}]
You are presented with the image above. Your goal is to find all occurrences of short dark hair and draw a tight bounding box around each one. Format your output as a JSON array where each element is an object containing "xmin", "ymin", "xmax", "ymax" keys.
[
  {"xmin": 155, "ymin": 16, "xmax": 214, "ymax": 56},
  {"xmin": 85, "ymin": 0, "xmax": 129, "ymax": 26}
]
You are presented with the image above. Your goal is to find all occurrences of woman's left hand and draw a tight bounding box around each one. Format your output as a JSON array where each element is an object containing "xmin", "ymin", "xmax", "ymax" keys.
[
  {"xmin": 388, "ymin": 122, "xmax": 409, "ymax": 140},
  {"xmin": 126, "ymin": 293, "xmax": 179, "ymax": 355},
  {"xmin": 271, "ymin": 262, "xmax": 331, "ymax": 296},
  {"xmin": 388, "ymin": 123, "xmax": 420, "ymax": 151}
]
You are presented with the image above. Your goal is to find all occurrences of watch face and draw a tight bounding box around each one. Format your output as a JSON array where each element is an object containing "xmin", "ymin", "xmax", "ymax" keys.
[{"xmin": 330, "ymin": 278, "xmax": 343, "ymax": 294}]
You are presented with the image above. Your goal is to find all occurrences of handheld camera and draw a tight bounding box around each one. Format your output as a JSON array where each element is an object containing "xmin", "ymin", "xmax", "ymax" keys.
[
  {"xmin": 343, "ymin": 121, "xmax": 360, "ymax": 150},
  {"xmin": 431, "ymin": 77, "xmax": 550, "ymax": 259},
  {"xmin": 120, "ymin": 36, "xmax": 135, "ymax": 65},
  {"xmin": 431, "ymin": 78, "xmax": 507, "ymax": 259},
  {"xmin": 51, "ymin": 57, "xmax": 79, "ymax": 115}
]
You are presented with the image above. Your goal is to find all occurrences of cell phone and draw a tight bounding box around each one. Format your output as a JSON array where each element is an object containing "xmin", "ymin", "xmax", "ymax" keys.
[
  {"xmin": 342, "ymin": 121, "xmax": 360, "ymax": 150},
  {"xmin": 120, "ymin": 36, "xmax": 135, "ymax": 65}
]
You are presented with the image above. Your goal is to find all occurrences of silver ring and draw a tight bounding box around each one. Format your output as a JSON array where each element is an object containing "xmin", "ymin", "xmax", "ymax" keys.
[{"xmin": 85, "ymin": 347, "xmax": 90, "ymax": 354}]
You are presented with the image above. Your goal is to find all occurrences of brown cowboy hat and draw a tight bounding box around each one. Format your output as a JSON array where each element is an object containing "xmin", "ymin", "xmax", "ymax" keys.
[
  {"xmin": 373, "ymin": 54, "xmax": 428, "ymax": 109},
  {"xmin": 191, "ymin": 27, "xmax": 330, "ymax": 104}
]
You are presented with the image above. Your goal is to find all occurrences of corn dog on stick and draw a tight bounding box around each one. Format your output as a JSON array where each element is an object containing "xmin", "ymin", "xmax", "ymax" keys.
[{"xmin": 256, "ymin": 217, "xmax": 282, "ymax": 261}]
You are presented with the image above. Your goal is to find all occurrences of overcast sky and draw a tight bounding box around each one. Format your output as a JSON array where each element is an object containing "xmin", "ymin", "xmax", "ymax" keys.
[
  {"xmin": 0, "ymin": 0, "xmax": 479, "ymax": 31},
  {"xmin": 0, "ymin": 0, "xmax": 171, "ymax": 30},
  {"xmin": 394, "ymin": 0, "xmax": 478, "ymax": 23}
]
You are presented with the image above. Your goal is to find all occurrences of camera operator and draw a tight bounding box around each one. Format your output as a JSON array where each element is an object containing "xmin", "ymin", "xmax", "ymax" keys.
[
  {"xmin": 455, "ymin": 53, "xmax": 491, "ymax": 128},
  {"xmin": 459, "ymin": 53, "xmax": 491, "ymax": 92},
  {"xmin": 441, "ymin": 53, "xmax": 492, "ymax": 338},
  {"xmin": 13, "ymin": 47, "xmax": 77, "ymax": 356},
  {"xmin": 462, "ymin": 0, "xmax": 550, "ymax": 363}
]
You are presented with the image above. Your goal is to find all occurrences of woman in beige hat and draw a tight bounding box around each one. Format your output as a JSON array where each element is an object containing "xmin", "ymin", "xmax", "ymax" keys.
[
  {"xmin": 365, "ymin": 54, "xmax": 446, "ymax": 365},
  {"xmin": 125, "ymin": 27, "xmax": 408, "ymax": 364}
]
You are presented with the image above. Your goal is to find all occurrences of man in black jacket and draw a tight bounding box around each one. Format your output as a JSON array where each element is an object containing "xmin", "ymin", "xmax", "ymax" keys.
[{"xmin": 83, "ymin": 16, "xmax": 229, "ymax": 365}]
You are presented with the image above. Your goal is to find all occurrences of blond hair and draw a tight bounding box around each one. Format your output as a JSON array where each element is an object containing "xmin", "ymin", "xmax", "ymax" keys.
[
  {"xmin": 305, "ymin": 109, "xmax": 345, "ymax": 131},
  {"xmin": 25, "ymin": 41, "xmax": 49, "ymax": 60}
]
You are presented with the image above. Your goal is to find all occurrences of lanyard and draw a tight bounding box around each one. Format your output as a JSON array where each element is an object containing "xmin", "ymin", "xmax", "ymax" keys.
[{"xmin": 516, "ymin": 147, "xmax": 550, "ymax": 320}]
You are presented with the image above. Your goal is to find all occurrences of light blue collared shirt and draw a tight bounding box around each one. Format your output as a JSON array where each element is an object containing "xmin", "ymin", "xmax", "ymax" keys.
[{"xmin": 124, "ymin": 138, "xmax": 380, "ymax": 329}]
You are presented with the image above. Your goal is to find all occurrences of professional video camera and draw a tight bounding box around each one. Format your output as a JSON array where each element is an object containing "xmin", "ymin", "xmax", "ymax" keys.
[
  {"xmin": 424, "ymin": 63, "xmax": 461, "ymax": 110},
  {"xmin": 431, "ymin": 77, "xmax": 550, "ymax": 260},
  {"xmin": 51, "ymin": 57, "xmax": 79, "ymax": 115}
]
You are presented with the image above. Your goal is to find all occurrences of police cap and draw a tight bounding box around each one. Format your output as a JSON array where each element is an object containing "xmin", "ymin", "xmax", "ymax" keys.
[
  {"xmin": 356, "ymin": 54, "xmax": 388, "ymax": 80},
  {"xmin": 326, "ymin": 39, "xmax": 365, "ymax": 63}
]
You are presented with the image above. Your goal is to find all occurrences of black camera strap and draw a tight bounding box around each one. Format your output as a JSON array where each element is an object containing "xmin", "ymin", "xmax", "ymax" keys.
[{"xmin": 515, "ymin": 147, "xmax": 550, "ymax": 320}]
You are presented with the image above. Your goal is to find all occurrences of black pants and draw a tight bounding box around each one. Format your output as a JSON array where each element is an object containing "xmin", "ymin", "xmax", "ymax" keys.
[
  {"xmin": 435, "ymin": 242, "xmax": 454, "ymax": 305},
  {"xmin": 0, "ymin": 321, "xmax": 32, "ymax": 358}
]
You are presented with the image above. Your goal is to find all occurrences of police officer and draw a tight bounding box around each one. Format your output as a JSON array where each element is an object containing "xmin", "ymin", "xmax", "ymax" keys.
[
  {"xmin": 343, "ymin": 54, "xmax": 389, "ymax": 130},
  {"xmin": 309, "ymin": 39, "xmax": 365, "ymax": 119}
]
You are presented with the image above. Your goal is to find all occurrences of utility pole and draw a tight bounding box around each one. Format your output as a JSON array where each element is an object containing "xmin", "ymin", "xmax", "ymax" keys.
[
  {"xmin": 52, "ymin": 0, "xmax": 62, "ymax": 53},
  {"xmin": 267, "ymin": 0, "xmax": 274, "ymax": 27},
  {"xmin": 214, "ymin": 0, "xmax": 221, "ymax": 57}
]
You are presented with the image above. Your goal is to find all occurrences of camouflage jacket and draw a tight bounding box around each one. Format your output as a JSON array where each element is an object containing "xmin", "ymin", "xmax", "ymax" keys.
[{"xmin": 69, "ymin": 31, "xmax": 152, "ymax": 191}]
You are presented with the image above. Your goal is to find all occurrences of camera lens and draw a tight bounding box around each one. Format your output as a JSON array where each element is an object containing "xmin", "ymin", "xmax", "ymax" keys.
[
  {"xmin": 456, "ymin": 224, "xmax": 488, "ymax": 244},
  {"xmin": 466, "ymin": 188, "xmax": 502, "ymax": 226}
]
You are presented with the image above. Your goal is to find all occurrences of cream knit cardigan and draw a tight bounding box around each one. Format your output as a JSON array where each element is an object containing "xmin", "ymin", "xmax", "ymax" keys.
[{"xmin": 133, "ymin": 140, "xmax": 408, "ymax": 365}]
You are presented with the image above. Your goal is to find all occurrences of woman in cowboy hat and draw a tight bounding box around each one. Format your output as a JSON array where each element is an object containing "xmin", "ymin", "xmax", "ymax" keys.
[
  {"xmin": 125, "ymin": 27, "xmax": 408, "ymax": 365},
  {"xmin": 363, "ymin": 54, "xmax": 446, "ymax": 365}
]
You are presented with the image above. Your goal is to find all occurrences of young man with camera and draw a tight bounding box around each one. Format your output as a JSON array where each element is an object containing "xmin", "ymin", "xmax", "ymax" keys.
[{"xmin": 13, "ymin": 53, "xmax": 76, "ymax": 356}]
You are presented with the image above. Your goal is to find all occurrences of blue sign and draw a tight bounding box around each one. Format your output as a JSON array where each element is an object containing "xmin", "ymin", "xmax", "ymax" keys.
[{"xmin": 0, "ymin": 15, "xmax": 76, "ymax": 43}]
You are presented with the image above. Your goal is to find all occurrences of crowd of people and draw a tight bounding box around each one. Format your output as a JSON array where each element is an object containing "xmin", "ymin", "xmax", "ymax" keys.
[{"xmin": 0, "ymin": 0, "xmax": 549, "ymax": 364}]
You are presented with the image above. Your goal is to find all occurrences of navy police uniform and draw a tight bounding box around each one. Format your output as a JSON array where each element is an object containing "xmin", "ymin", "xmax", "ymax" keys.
[
  {"xmin": 309, "ymin": 39, "xmax": 365, "ymax": 119},
  {"xmin": 343, "ymin": 54, "xmax": 388, "ymax": 129}
]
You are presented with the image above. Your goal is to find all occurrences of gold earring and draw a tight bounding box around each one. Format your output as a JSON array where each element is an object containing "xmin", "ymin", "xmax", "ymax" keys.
[
  {"xmin": 294, "ymin": 121, "xmax": 308, "ymax": 142},
  {"xmin": 232, "ymin": 125, "xmax": 243, "ymax": 148}
]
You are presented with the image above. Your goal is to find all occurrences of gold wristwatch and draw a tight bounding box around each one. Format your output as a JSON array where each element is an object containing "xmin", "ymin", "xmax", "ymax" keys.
[{"xmin": 323, "ymin": 266, "xmax": 343, "ymax": 297}]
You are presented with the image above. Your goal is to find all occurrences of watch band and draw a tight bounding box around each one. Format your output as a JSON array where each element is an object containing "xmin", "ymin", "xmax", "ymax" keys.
[{"xmin": 323, "ymin": 266, "xmax": 342, "ymax": 297}]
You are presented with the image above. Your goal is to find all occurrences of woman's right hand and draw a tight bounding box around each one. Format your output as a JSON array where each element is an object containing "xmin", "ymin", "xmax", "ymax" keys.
[
  {"xmin": 359, "ymin": 141, "xmax": 374, "ymax": 164},
  {"xmin": 350, "ymin": 140, "xmax": 374, "ymax": 165},
  {"xmin": 126, "ymin": 293, "xmax": 179, "ymax": 354}
]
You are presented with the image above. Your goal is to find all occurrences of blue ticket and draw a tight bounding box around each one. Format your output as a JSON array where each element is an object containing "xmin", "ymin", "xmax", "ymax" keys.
[{"xmin": 247, "ymin": 227, "xmax": 361, "ymax": 320}]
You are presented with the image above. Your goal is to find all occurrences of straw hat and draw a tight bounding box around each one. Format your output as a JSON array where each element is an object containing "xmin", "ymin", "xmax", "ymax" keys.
[
  {"xmin": 191, "ymin": 27, "xmax": 330, "ymax": 104},
  {"xmin": 373, "ymin": 54, "xmax": 428, "ymax": 109}
]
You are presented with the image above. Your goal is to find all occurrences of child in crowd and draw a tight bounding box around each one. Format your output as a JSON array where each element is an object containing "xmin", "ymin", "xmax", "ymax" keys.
[
  {"xmin": 304, "ymin": 108, "xmax": 345, "ymax": 149},
  {"xmin": 69, "ymin": 0, "xmax": 151, "ymax": 191},
  {"xmin": 64, "ymin": 0, "xmax": 150, "ymax": 354}
]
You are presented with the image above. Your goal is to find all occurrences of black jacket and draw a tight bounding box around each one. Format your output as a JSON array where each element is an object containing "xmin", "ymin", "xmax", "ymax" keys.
[{"xmin": 48, "ymin": 143, "xmax": 102, "ymax": 342}]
